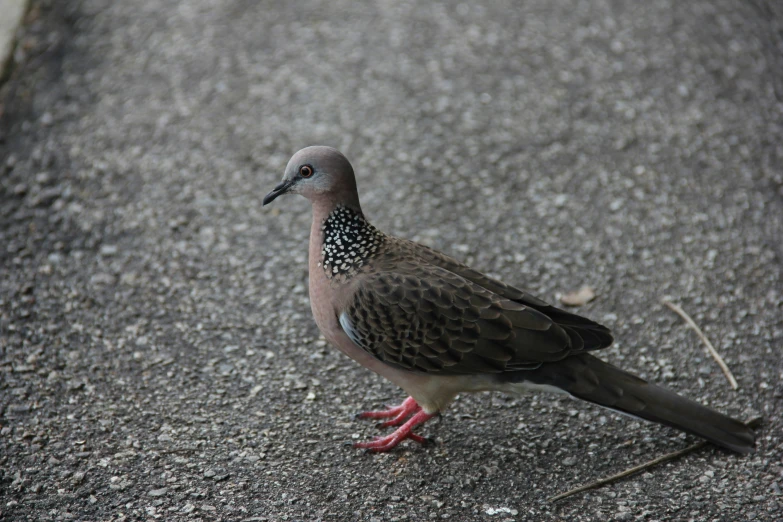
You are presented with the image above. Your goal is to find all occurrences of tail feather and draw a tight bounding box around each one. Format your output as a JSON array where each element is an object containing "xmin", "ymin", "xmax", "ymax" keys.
[{"xmin": 513, "ymin": 353, "xmax": 756, "ymax": 454}]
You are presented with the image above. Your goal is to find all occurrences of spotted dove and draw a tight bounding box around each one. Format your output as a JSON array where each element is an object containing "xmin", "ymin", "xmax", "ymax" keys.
[{"xmin": 262, "ymin": 146, "xmax": 755, "ymax": 454}]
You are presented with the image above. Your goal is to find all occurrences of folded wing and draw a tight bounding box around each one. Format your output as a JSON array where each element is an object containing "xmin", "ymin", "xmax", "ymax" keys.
[{"xmin": 341, "ymin": 262, "xmax": 607, "ymax": 375}]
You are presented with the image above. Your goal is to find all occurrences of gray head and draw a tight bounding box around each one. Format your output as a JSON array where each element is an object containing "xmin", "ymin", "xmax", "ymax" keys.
[{"xmin": 263, "ymin": 146, "xmax": 360, "ymax": 208}]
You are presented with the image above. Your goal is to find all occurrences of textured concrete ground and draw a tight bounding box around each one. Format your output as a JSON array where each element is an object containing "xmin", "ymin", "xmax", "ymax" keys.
[{"xmin": 1, "ymin": 0, "xmax": 782, "ymax": 520}]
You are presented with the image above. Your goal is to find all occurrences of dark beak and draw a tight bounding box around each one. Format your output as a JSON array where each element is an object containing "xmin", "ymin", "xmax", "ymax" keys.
[{"xmin": 263, "ymin": 180, "xmax": 293, "ymax": 206}]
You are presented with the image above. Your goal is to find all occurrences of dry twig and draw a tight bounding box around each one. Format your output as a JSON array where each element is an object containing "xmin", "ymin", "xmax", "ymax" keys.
[
  {"xmin": 547, "ymin": 418, "xmax": 761, "ymax": 503},
  {"xmin": 662, "ymin": 299, "xmax": 738, "ymax": 390},
  {"xmin": 547, "ymin": 440, "xmax": 706, "ymax": 502},
  {"xmin": 560, "ymin": 286, "xmax": 596, "ymax": 307}
]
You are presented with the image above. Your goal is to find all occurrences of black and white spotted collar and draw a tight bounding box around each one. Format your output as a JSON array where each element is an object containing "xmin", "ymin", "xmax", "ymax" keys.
[{"xmin": 319, "ymin": 206, "xmax": 385, "ymax": 279}]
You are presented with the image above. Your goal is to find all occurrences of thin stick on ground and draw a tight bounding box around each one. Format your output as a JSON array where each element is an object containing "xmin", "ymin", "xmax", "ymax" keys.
[
  {"xmin": 547, "ymin": 440, "xmax": 706, "ymax": 503},
  {"xmin": 547, "ymin": 418, "xmax": 761, "ymax": 503},
  {"xmin": 662, "ymin": 299, "xmax": 738, "ymax": 390}
]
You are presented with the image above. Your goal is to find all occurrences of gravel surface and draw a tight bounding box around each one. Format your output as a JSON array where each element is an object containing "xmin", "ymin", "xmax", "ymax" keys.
[{"xmin": 1, "ymin": 1, "xmax": 782, "ymax": 520}]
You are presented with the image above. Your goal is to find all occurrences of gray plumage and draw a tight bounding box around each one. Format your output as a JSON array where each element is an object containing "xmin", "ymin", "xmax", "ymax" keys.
[{"xmin": 263, "ymin": 146, "xmax": 756, "ymax": 454}]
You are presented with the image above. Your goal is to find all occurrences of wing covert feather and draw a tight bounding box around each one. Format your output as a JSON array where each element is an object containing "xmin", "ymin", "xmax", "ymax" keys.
[{"xmin": 341, "ymin": 265, "xmax": 576, "ymax": 374}]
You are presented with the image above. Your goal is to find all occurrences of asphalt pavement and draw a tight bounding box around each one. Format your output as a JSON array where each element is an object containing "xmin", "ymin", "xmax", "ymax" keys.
[{"xmin": 1, "ymin": 0, "xmax": 782, "ymax": 520}]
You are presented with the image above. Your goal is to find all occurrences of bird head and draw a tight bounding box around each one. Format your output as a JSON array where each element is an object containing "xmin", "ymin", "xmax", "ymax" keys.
[{"xmin": 263, "ymin": 146, "xmax": 359, "ymax": 207}]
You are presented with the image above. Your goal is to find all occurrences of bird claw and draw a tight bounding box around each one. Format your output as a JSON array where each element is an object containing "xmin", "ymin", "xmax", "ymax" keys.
[
  {"xmin": 409, "ymin": 434, "xmax": 436, "ymax": 446},
  {"xmin": 375, "ymin": 415, "xmax": 407, "ymax": 429},
  {"xmin": 355, "ymin": 396, "xmax": 420, "ymax": 421},
  {"xmin": 354, "ymin": 431, "xmax": 427, "ymax": 453},
  {"xmin": 352, "ymin": 407, "xmax": 436, "ymax": 452}
]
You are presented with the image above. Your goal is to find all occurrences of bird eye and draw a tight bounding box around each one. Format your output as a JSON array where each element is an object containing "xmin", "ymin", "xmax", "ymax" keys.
[{"xmin": 299, "ymin": 165, "xmax": 314, "ymax": 178}]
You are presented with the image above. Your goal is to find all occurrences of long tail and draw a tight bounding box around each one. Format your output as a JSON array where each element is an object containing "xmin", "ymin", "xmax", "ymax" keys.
[{"xmin": 513, "ymin": 353, "xmax": 756, "ymax": 454}]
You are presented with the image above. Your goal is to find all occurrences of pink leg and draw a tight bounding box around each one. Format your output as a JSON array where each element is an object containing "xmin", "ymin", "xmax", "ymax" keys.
[
  {"xmin": 354, "ymin": 398, "xmax": 436, "ymax": 452},
  {"xmin": 355, "ymin": 396, "xmax": 419, "ymax": 424}
]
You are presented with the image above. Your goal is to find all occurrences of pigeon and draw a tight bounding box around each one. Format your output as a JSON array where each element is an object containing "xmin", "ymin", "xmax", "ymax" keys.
[{"xmin": 262, "ymin": 146, "xmax": 755, "ymax": 453}]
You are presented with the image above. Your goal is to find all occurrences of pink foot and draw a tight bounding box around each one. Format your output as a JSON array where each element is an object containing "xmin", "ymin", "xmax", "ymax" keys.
[
  {"xmin": 356, "ymin": 396, "xmax": 420, "ymax": 427},
  {"xmin": 354, "ymin": 397, "xmax": 436, "ymax": 452}
]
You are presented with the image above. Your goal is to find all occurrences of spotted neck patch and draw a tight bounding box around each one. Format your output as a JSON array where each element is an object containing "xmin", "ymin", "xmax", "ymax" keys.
[{"xmin": 320, "ymin": 206, "xmax": 385, "ymax": 279}]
